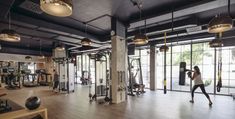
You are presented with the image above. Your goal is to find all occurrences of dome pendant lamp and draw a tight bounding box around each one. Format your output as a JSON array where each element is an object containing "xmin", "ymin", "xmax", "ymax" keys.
[
  {"xmin": 208, "ymin": 15, "xmax": 233, "ymax": 33},
  {"xmin": 25, "ymin": 56, "xmax": 33, "ymax": 60},
  {"xmin": 159, "ymin": 32, "xmax": 169, "ymax": 52},
  {"xmin": 209, "ymin": 32, "xmax": 223, "ymax": 48},
  {"xmin": 208, "ymin": 0, "xmax": 233, "ymax": 33},
  {"xmin": 0, "ymin": 12, "xmax": 21, "ymax": 42},
  {"xmin": 81, "ymin": 24, "xmax": 92, "ymax": 46},
  {"xmin": 40, "ymin": 0, "xmax": 73, "ymax": 17},
  {"xmin": 55, "ymin": 44, "xmax": 65, "ymax": 51},
  {"xmin": 133, "ymin": 7, "xmax": 148, "ymax": 45}
]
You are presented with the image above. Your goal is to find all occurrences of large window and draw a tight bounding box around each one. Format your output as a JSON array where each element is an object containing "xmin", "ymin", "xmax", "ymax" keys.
[
  {"xmin": 216, "ymin": 47, "xmax": 235, "ymax": 95},
  {"xmin": 140, "ymin": 49, "xmax": 150, "ymax": 88},
  {"xmin": 153, "ymin": 41, "xmax": 235, "ymax": 95},
  {"xmin": 192, "ymin": 43, "xmax": 214, "ymax": 93},
  {"xmin": 171, "ymin": 44, "xmax": 191, "ymax": 91},
  {"xmin": 129, "ymin": 49, "xmax": 150, "ymax": 88}
]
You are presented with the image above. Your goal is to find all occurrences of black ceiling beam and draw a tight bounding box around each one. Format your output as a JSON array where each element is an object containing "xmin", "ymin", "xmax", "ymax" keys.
[
  {"xmin": 128, "ymin": 0, "xmax": 212, "ymax": 23},
  {"xmin": 0, "ymin": 21, "xmax": 88, "ymax": 47},
  {"xmin": 69, "ymin": 17, "xmax": 107, "ymax": 31},
  {"xmin": 0, "ymin": 45, "xmax": 51, "ymax": 56},
  {"xmin": 129, "ymin": 0, "xmax": 234, "ymax": 29},
  {"xmin": 10, "ymin": 11, "xmax": 101, "ymax": 42},
  {"xmin": 0, "ymin": 42, "xmax": 52, "ymax": 52}
]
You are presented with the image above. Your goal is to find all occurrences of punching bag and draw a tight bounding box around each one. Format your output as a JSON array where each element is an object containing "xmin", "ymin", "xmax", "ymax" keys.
[{"xmin": 179, "ymin": 62, "xmax": 186, "ymax": 85}]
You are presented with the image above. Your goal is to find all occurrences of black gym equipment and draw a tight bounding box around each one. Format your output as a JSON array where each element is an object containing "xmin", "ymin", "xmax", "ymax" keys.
[
  {"xmin": 159, "ymin": 32, "xmax": 169, "ymax": 94},
  {"xmin": 179, "ymin": 62, "xmax": 192, "ymax": 86},
  {"xmin": 89, "ymin": 51, "xmax": 112, "ymax": 103},
  {"xmin": 0, "ymin": 93, "xmax": 12, "ymax": 113},
  {"xmin": 36, "ymin": 69, "xmax": 51, "ymax": 86},
  {"xmin": 22, "ymin": 70, "xmax": 38, "ymax": 87},
  {"xmin": 4, "ymin": 68, "xmax": 21, "ymax": 90},
  {"xmin": 217, "ymin": 48, "xmax": 222, "ymax": 92},
  {"xmin": 179, "ymin": 62, "xmax": 186, "ymax": 85},
  {"xmin": 128, "ymin": 57, "xmax": 145, "ymax": 96},
  {"xmin": 80, "ymin": 71, "xmax": 90, "ymax": 85},
  {"xmin": 0, "ymin": 99, "xmax": 12, "ymax": 113},
  {"xmin": 25, "ymin": 96, "xmax": 41, "ymax": 110}
]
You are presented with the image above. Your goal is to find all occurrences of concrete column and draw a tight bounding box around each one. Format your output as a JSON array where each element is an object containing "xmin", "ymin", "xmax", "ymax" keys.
[
  {"xmin": 150, "ymin": 45, "xmax": 156, "ymax": 90},
  {"xmin": 111, "ymin": 17, "xmax": 127, "ymax": 104}
]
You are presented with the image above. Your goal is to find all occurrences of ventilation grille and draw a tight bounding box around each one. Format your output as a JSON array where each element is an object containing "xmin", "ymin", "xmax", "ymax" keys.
[{"xmin": 20, "ymin": 0, "xmax": 43, "ymax": 14}]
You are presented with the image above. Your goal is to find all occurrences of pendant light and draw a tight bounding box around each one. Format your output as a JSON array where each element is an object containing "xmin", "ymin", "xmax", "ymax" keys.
[
  {"xmin": 208, "ymin": 0, "xmax": 233, "ymax": 33},
  {"xmin": 55, "ymin": 43, "xmax": 65, "ymax": 51},
  {"xmin": 209, "ymin": 33, "xmax": 223, "ymax": 47},
  {"xmin": 40, "ymin": 0, "xmax": 73, "ymax": 17},
  {"xmin": 208, "ymin": 15, "xmax": 233, "ymax": 33},
  {"xmin": 0, "ymin": 12, "xmax": 21, "ymax": 42},
  {"xmin": 25, "ymin": 56, "xmax": 32, "ymax": 60},
  {"xmin": 81, "ymin": 24, "xmax": 92, "ymax": 46},
  {"xmin": 133, "ymin": 7, "xmax": 148, "ymax": 45},
  {"xmin": 38, "ymin": 40, "xmax": 45, "ymax": 59},
  {"xmin": 25, "ymin": 44, "xmax": 32, "ymax": 61},
  {"xmin": 159, "ymin": 32, "xmax": 169, "ymax": 52}
]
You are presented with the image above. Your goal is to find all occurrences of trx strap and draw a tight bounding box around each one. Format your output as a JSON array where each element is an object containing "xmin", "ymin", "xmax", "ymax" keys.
[{"xmin": 217, "ymin": 47, "xmax": 222, "ymax": 92}]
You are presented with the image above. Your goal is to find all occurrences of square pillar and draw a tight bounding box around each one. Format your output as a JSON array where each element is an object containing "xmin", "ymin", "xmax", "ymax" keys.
[
  {"xmin": 111, "ymin": 17, "xmax": 127, "ymax": 104},
  {"xmin": 111, "ymin": 36, "xmax": 127, "ymax": 104},
  {"xmin": 150, "ymin": 45, "xmax": 157, "ymax": 90}
]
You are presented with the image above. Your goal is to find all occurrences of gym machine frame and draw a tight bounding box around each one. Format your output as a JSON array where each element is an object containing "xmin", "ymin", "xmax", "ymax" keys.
[
  {"xmin": 128, "ymin": 57, "xmax": 143, "ymax": 96},
  {"xmin": 89, "ymin": 51, "xmax": 111, "ymax": 103}
]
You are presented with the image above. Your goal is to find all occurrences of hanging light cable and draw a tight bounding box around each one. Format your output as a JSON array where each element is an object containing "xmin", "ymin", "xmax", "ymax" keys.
[
  {"xmin": 0, "ymin": 11, "xmax": 21, "ymax": 42},
  {"xmin": 81, "ymin": 23, "xmax": 92, "ymax": 46},
  {"xmin": 40, "ymin": 0, "xmax": 73, "ymax": 17},
  {"xmin": 38, "ymin": 40, "xmax": 45, "ymax": 59},
  {"xmin": 133, "ymin": 6, "xmax": 148, "ymax": 45}
]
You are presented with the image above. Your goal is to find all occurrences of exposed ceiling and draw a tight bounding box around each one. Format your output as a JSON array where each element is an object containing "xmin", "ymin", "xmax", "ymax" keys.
[{"xmin": 0, "ymin": 0, "xmax": 235, "ymax": 56}]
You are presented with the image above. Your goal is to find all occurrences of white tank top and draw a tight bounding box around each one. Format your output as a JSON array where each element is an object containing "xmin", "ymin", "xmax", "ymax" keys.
[{"xmin": 194, "ymin": 74, "xmax": 204, "ymax": 85}]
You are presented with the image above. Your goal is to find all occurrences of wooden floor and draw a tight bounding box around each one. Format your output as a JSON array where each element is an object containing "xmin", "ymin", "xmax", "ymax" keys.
[{"xmin": 1, "ymin": 85, "xmax": 235, "ymax": 119}]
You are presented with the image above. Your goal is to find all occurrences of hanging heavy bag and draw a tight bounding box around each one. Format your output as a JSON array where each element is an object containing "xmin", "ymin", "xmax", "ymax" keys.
[{"xmin": 179, "ymin": 62, "xmax": 186, "ymax": 85}]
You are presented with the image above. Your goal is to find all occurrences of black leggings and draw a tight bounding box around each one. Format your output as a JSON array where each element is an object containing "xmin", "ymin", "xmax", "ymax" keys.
[{"xmin": 191, "ymin": 84, "xmax": 210, "ymax": 99}]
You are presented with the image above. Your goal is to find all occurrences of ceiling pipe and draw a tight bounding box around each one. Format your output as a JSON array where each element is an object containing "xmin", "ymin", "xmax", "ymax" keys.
[
  {"xmin": 71, "ymin": 44, "xmax": 111, "ymax": 53},
  {"xmin": 68, "ymin": 46, "xmax": 82, "ymax": 50},
  {"xmin": 19, "ymin": 33, "xmax": 83, "ymax": 47}
]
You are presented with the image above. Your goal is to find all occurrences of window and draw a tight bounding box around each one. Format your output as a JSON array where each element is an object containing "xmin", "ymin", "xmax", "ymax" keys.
[
  {"xmin": 140, "ymin": 49, "xmax": 150, "ymax": 88},
  {"xmin": 172, "ymin": 44, "xmax": 191, "ymax": 91}
]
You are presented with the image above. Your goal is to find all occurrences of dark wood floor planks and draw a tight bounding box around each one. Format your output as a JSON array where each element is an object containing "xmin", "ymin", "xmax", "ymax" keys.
[{"xmin": 1, "ymin": 85, "xmax": 235, "ymax": 119}]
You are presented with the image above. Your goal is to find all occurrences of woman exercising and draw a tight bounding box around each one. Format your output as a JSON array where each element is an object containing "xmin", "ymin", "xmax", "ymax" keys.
[
  {"xmin": 189, "ymin": 66, "xmax": 212, "ymax": 106},
  {"xmin": 53, "ymin": 70, "xmax": 59, "ymax": 91}
]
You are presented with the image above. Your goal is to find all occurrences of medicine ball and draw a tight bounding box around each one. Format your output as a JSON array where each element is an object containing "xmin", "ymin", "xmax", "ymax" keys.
[{"xmin": 25, "ymin": 96, "xmax": 41, "ymax": 110}]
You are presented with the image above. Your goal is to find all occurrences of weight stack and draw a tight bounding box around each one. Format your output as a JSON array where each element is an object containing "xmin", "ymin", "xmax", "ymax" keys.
[{"xmin": 179, "ymin": 62, "xmax": 186, "ymax": 85}]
